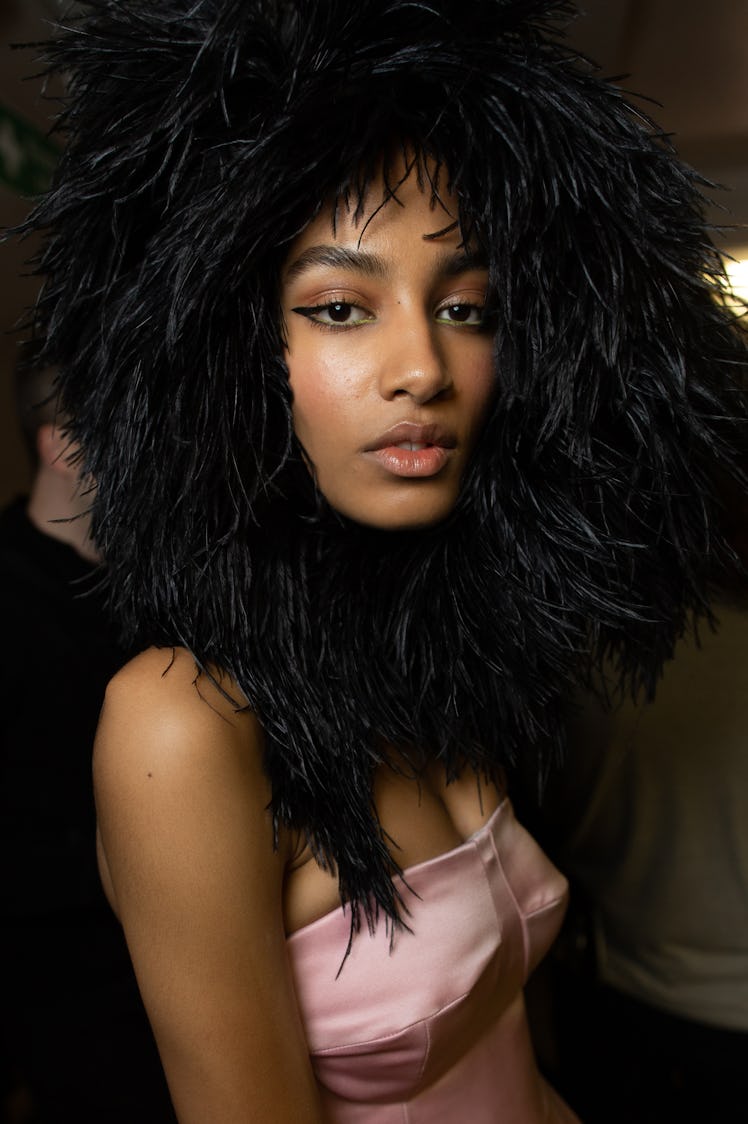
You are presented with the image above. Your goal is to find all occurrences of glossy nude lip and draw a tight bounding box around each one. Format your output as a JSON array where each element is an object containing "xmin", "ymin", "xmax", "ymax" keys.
[{"xmin": 362, "ymin": 423, "xmax": 456, "ymax": 478}]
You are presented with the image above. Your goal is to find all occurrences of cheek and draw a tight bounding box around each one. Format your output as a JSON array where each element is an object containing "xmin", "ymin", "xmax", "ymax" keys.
[
  {"xmin": 289, "ymin": 375, "xmax": 326, "ymax": 437},
  {"xmin": 287, "ymin": 349, "xmax": 370, "ymax": 447},
  {"xmin": 286, "ymin": 353, "xmax": 328, "ymax": 443},
  {"xmin": 464, "ymin": 347, "xmax": 497, "ymax": 427}
]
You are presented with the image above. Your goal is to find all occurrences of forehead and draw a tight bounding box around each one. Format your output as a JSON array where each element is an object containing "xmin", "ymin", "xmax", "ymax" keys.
[{"xmin": 287, "ymin": 159, "xmax": 464, "ymax": 262}]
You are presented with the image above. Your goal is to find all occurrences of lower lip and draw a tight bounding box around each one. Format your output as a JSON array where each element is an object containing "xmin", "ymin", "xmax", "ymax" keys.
[{"xmin": 366, "ymin": 445, "xmax": 451, "ymax": 477}]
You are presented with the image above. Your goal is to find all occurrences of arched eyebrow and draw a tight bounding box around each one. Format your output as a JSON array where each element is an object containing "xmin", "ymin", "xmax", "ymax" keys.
[
  {"xmin": 283, "ymin": 246, "xmax": 388, "ymax": 283},
  {"xmin": 441, "ymin": 249, "xmax": 488, "ymax": 276},
  {"xmin": 283, "ymin": 245, "xmax": 488, "ymax": 283}
]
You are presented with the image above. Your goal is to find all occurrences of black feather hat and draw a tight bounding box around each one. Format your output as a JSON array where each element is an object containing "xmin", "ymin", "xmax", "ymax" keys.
[{"xmin": 23, "ymin": 0, "xmax": 747, "ymax": 933}]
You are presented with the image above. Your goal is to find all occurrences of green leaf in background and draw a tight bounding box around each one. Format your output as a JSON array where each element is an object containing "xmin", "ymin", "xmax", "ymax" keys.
[{"xmin": 0, "ymin": 102, "xmax": 60, "ymax": 197}]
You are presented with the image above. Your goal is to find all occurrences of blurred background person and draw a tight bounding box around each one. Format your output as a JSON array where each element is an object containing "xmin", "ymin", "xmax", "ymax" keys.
[
  {"xmin": 530, "ymin": 484, "xmax": 748, "ymax": 1123},
  {"xmin": 0, "ymin": 341, "xmax": 176, "ymax": 1123}
]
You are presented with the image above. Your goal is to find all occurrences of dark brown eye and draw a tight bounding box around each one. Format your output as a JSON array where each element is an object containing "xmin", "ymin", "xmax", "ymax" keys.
[
  {"xmin": 328, "ymin": 302, "xmax": 352, "ymax": 322},
  {"xmin": 436, "ymin": 303, "xmax": 484, "ymax": 326},
  {"xmin": 447, "ymin": 305, "xmax": 471, "ymax": 322},
  {"xmin": 291, "ymin": 301, "xmax": 374, "ymax": 328}
]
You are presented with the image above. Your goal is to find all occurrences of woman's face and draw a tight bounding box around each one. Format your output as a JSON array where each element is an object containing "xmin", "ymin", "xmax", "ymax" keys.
[{"xmin": 281, "ymin": 163, "xmax": 496, "ymax": 529}]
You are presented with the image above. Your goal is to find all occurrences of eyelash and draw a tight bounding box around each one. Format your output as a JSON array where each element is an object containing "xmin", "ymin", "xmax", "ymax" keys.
[
  {"xmin": 291, "ymin": 299, "xmax": 489, "ymax": 332},
  {"xmin": 291, "ymin": 302, "xmax": 375, "ymax": 330}
]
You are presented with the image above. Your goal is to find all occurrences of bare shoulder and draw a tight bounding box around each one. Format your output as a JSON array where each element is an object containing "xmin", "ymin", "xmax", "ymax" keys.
[
  {"xmin": 94, "ymin": 647, "xmax": 321, "ymax": 1121},
  {"xmin": 96, "ymin": 646, "xmax": 265, "ymax": 805},
  {"xmin": 94, "ymin": 645, "xmax": 280, "ymax": 917},
  {"xmin": 102, "ymin": 644, "xmax": 256, "ymax": 745}
]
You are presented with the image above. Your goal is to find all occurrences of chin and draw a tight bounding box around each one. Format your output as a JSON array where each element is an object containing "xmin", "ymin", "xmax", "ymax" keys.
[{"xmin": 333, "ymin": 493, "xmax": 459, "ymax": 532}]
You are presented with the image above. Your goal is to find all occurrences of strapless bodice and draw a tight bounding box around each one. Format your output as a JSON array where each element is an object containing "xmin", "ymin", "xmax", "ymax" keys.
[{"xmin": 286, "ymin": 799, "xmax": 579, "ymax": 1122}]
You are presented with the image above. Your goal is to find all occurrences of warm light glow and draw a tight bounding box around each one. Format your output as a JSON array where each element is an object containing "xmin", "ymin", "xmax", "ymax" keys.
[{"xmin": 723, "ymin": 254, "xmax": 748, "ymax": 316}]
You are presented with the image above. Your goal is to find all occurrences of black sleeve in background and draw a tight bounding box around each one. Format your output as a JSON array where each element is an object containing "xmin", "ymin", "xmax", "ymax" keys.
[{"xmin": 0, "ymin": 497, "xmax": 176, "ymax": 1124}]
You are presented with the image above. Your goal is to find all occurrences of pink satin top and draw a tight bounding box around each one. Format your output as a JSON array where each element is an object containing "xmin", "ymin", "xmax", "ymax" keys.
[{"xmin": 287, "ymin": 799, "xmax": 579, "ymax": 1122}]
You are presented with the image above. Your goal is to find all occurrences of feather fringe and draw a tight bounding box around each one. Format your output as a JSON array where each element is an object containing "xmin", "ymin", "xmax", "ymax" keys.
[{"xmin": 17, "ymin": 0, "xmax": 748, "ymax": 934}]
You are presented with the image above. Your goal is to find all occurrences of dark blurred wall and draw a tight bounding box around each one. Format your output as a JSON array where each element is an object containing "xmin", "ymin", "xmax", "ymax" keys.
[
  {"xmin": 567, "ymin": 0, "xmax": 748, "ymax": 249},
  {"xmin": 0, "ymin": 0, "xmax": 63, "ymax": 505}
]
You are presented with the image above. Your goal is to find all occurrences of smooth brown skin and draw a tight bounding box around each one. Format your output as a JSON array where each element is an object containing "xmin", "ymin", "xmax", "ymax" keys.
[
  {"xmin": 94, "ymin": 165, "xmax": 503, "ymax": 1122},
  {"xmin": 96, "ymin": 651, "xmax": 324, "ymax": 1122},
  {"xmin": 282, "ymin": 162, "xmax": 495, "ymax": 530},
  {"xmin": 96, "ymin": 651, "xmax": 503, "ymax": 1123}
]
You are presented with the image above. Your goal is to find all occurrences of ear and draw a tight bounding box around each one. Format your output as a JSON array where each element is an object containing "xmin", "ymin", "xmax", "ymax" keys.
[{"xmin": 35, "ymin": 422, "xmax": 81, "ymax": 481}]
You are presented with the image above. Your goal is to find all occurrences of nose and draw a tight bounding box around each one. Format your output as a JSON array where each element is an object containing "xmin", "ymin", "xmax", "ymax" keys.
[{"xmin": 377, "ymin": 316, "xmax": 453, "ymax": 404}]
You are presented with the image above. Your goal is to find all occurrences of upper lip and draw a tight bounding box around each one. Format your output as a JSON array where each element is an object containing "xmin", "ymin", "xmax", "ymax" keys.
[{"xmin": 363, "ymin": 421, "xmax": 457, "ymax": 452}]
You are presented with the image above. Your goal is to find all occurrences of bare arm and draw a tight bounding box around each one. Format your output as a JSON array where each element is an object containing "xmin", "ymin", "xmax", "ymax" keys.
[{"xmin": 94, "ymin": 647, "xmax": 324, "ymax": 1123}]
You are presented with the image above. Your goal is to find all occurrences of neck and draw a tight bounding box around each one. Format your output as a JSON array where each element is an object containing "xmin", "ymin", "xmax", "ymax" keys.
[{"xmin": 26, "ymin": 466, "xmax": 99, "ymax": 564}]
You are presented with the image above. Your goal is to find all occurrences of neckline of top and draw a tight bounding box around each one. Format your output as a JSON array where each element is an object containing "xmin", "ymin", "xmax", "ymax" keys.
[{"xmin": 286, "ymin": 797, "xmax": 508, "ymax": 943}]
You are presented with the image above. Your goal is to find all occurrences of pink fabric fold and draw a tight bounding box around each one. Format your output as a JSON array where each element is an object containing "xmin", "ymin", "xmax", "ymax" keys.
[{"xmin": 287, "ymin": 801, "xmax": 579, "ymax": 1122}]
